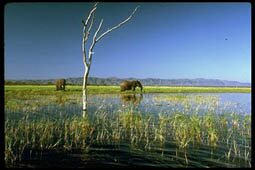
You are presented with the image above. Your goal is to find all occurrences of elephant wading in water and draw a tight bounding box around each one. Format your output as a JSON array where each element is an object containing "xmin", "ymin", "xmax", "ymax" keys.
[
  {"xmin": 120, "ymin": 80, "xmax": 143, "ymax": 92},
  {"xmin": 56, "ymin": 79, "xmax": 66, "ymax": 91}
]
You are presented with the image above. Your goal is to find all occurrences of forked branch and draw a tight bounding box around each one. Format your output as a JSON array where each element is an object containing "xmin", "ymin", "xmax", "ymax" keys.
[{"xmin": 96, "ymin": 6, "xmax": 140, "ymax": 42}]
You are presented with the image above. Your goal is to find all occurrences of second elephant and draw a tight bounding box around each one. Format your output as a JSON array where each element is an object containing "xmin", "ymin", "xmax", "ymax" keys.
[
  {"xmin": 56, "ymin": 79, "xmax": 66, "ymax": 91},
  {"xmin": 120, "ymin": 80, "xmax": 143, "ymax": 92}
]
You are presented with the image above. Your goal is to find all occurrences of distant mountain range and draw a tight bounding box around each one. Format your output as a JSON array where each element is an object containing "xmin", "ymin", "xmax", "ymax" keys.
[{"xmin": 5, "ymin": 77, "xmax": 251, "ymax": 87}]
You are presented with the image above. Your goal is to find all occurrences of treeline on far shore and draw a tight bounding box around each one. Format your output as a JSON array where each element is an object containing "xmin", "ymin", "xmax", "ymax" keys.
[{"xmin": 4, "ymin": 77, "xmax": 251, "ymax": 87}]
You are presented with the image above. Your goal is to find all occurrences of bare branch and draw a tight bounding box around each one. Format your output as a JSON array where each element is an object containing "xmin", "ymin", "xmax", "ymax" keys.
[
  {"xmin": 82, "ymin": 28, "xmax": 87, "ymax": 65},
  {"xmin": 83, "ymin": 3, "xmax": 97, "ymax": 41},
  {"xmin": 82, "ymin": 3, "xmax": 98, "ymax": 66},
  {"xmin": 84, "ymin": 11, "xmax": 95, "ymax": 42},
  {"xmin": 93, "ymin": 2, "xmax": 99, "ymax": 8},
  {"xmin": 87, "ymin": 12, "xmax": 95, "ymax": 35},
  {"xmin": 84, "ymin": 4, "xmax": 97, "ymax": 26},
  {"xmin": 88, "ymin": 19, "xmax": 104, "ymax": 66},
  {"xmin": 96, "ymin": 6, "xmax": 139, "ymax": 42}
]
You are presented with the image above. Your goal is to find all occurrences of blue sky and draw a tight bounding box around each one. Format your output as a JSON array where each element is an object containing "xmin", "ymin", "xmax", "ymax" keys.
[{"xmin": 4, "ymin": 2, "xmax": 251, "ymax": 82}]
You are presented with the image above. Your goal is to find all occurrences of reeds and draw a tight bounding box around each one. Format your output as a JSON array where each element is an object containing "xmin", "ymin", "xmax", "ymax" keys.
[
  {"xmin": 4, "ymin": 87, "xmax": 251, "ymax": 167},
  {"xmin": 5, "ymin": 107, "xmax": 251, "ymax": 167}
]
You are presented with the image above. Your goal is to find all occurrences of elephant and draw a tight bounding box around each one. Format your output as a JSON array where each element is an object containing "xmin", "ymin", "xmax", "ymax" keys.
[
  {"xmin": 56, "ymin": 79, "xmax": 66, "ymax": 91},
  {"xmin": 120, "ymin": 80, "xmax": 143, "ymax": 92}
]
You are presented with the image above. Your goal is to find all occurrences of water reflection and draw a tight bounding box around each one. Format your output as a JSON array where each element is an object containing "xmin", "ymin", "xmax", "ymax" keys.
[
  {"xmin": 52, "ymin": 93, "xmax": 250, "ymax": 117},
  {"xmin": 55, "ymin": 94, "xmax": 67, "ymax": 105},
  {"xmin": 120, "ymin": 94, "xmax": 143, "ymax": 105}
]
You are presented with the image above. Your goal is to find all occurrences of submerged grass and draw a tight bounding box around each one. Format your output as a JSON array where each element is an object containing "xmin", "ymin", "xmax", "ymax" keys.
[
  {"xmin": 5, "ymin": 110, "xmax": 251, "ymax": 167},
  {"xmin": 4, "ymin": 86, "xmax": 251, "ymax": 167}
]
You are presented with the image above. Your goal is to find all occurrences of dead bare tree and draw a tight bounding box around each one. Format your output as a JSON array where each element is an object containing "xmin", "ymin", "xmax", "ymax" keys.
[{"xmin": 82, "ymin": 3, "xmax": 139, "ymax": 116}]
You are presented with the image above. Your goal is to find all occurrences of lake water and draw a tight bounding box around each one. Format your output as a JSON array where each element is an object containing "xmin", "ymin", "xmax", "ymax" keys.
[
  {"xmin": 7, "ymin": 92, "xmax": 249, "ymax": 119},
  {"xmin": 5, "ymin": 92, "xmax": 251, "ymax": 168},
  {"xmin": 87, "ymin": 93, "xmax": 251, "ymax": 116},
  {"xmin": 22, "ymin": 92, "xmax": 250, "ymax": 121}
]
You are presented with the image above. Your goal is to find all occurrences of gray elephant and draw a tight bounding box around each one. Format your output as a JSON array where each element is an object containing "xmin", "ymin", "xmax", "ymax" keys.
[
  {"xmin": 56, "ymin": 79, "xmax": 66, "ymax": 91},
  {"xmin": 120, "ymin": 80, "xmax": 143, "ymax": 92}
]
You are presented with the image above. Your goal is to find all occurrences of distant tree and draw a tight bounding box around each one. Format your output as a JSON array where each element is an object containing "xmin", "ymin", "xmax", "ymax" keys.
[{"xmin": 81, "ymin": 3, "xmax": 139, "ymax": 116}]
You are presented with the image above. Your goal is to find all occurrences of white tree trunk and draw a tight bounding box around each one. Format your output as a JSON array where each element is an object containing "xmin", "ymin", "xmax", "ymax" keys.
[
  {"xmin": 82, "ymin": 88, "xmax": 87, "ymax": 117},
  {"xmin": 81, "ymin": 3, "xmax": 139, "ymax": 117},
  {"xmin": 82, "ymin": 68, "xmax": 89, "ymax": 117},
  {"xmin": 82, "ymin": 89, "xmax": 87, "ymax": 110}
]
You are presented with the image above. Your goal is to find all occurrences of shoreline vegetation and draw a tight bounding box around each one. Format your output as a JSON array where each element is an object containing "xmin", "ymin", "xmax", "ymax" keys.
[
  {"xmin": 4, "ymin": 77, "xmax": 251, "ymax": 87},
  {"xmin": 4, "ymin": 85, "xmax": 251, "ymax": 94},
  {"xmin": 5, "ymin": 85, "xmax": 251, "ymax": 167}
]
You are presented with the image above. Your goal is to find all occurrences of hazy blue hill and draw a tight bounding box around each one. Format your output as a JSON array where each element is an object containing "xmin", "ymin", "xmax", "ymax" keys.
[{"xmin": 5, "ymin": 77, "xmax": 251, "ymax": 87}]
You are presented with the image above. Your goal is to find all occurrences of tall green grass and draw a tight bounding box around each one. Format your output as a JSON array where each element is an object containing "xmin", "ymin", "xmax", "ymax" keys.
[
  {"xmin": 4, "ymin": 86, "xmax": 251, "ymax": 167},
  {"xmin": 5, "ymin": 110, "xmax": 251, "ymax": 167}
]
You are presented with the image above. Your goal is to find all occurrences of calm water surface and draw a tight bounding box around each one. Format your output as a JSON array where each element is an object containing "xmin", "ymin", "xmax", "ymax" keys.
[
  {"xmin": 6, "ymin": 92, "xmax": 251, "ymax": 168},
  {"xmin": 88, "ymin": 93, "xmax": 251, "ymax": 116}
]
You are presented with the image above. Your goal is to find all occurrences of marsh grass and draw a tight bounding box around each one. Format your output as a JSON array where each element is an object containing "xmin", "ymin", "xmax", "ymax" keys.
[
  {"xmin": 4, "ymin": 86, "xmax": 251, "ymax": 167},
  {"xmin": 5, "ymin": 108, "xmax": 251, "ymax": 167}
]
